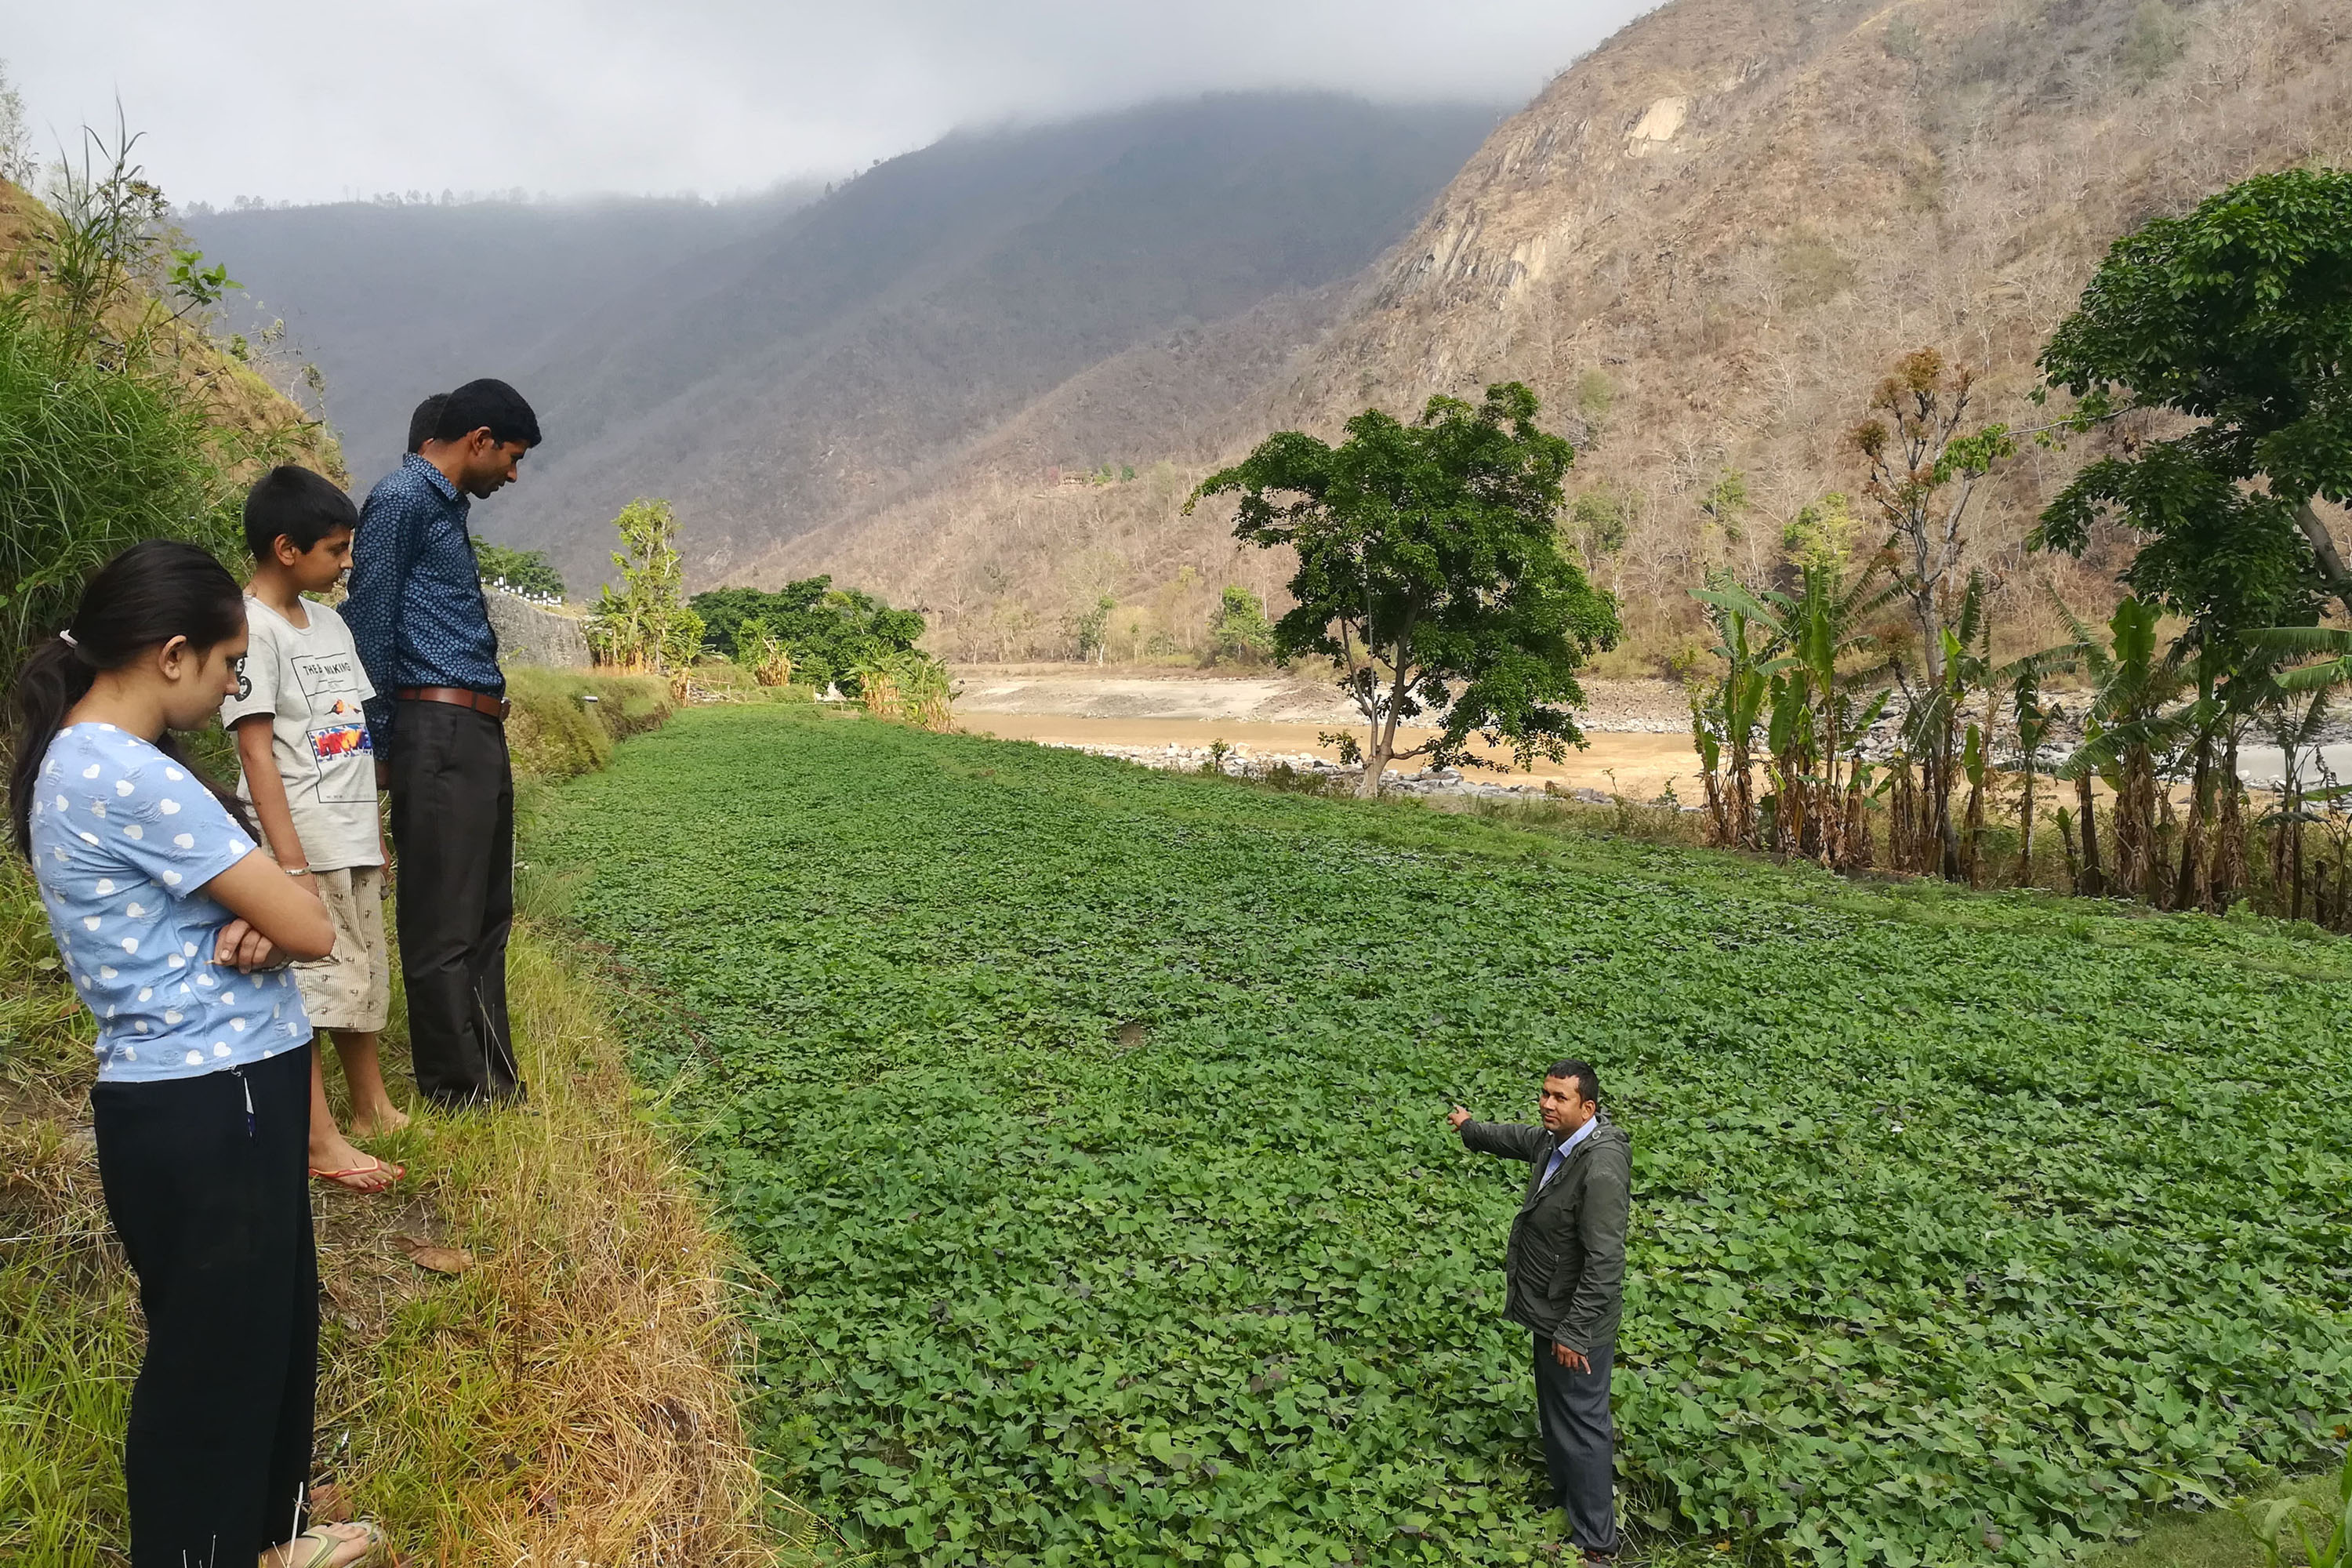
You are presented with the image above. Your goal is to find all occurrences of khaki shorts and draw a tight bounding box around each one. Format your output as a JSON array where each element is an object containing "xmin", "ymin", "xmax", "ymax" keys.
[{"xmin": 292, "ymin": 864, "xmax": 391, "ymax": 1033}]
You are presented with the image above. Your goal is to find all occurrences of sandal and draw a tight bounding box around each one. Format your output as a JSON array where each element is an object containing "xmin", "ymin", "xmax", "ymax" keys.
[
  {"xmin": 282, "ymin": 1519, "xmax": 383, "ymax": 1568},
  {"xmin": 309, "ymin": 1156, "xmax": 405, "ymax": 1193}
]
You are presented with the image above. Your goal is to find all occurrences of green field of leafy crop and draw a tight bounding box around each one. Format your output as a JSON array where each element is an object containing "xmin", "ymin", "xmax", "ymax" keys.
[{"xmin": 532, "ymin": 706, "xmax": 2352, "ymax": 1568}]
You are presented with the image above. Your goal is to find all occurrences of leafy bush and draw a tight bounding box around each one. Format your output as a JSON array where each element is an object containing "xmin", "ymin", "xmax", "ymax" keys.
[
  {"xmin": 1204, "ymin": 586, "xmax": 1274, "ymax": 666},
  {"xmin": 474, "ymin": 539, "xmax": 565, "ymax": 601},
  {"xmin": 855, "ymin": 649, "xmax": 953, "ymax": 730},
  {"xmin": 583, "ymin": 499, "xmax": 703, "ymax": 691},
  {"xmin": 539, "ymin": 708, "xmax": 2352, "ymax": 1568},
  {"xmin": 733, "ymin": 617, "xmax": 797, "ymax": 686},
  {"xmin": 0, "ymin": 128, "xmax": 294, "ymax": 683},
  {"xmin": 503, "ymin": 667, "xmax": 672, "ymax": 782},
  {"xmin": 691, "ymin": 576, "xmax": 924, "ymax": 693}
]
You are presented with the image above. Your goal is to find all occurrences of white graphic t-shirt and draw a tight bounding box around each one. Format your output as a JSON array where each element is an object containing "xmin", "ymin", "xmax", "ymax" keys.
[
  {"xmin": 221, "ymin": 596, "xmax": 383, "ymax": 870},
  {"xmin": 29, "ymin": 723, "xmax": 312, "ymax": 1083}
]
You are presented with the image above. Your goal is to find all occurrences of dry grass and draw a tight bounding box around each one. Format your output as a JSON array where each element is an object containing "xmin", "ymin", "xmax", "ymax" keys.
[
  {"xmin": 311, "ymin": 921, "xmax": 803, "ymax": 1566},
  {"xmin": 0, "ymin": 678, "xmax": 808, "ymax": 1567}
]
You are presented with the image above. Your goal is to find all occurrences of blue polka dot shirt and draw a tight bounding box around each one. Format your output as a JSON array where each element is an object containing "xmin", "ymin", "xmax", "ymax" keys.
[{"xmin": 29, "ymin": 724, "xmax": 313, "ymax": 1083}]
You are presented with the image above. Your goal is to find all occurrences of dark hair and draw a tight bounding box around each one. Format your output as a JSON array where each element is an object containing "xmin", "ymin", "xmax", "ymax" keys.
[
  {"xmin": 1545, "ymin": 1058, "xmax": 1601, "ymax": 1105},
  {"xmin": 243, "ymin": 464, "xmax": 359, "ymax": 560},
  {"xmin": 431, "ymin": 378, "xmax": 541, "ymax": 448},
  {"xmin": 9, "ymin": 541, "xmax": 253, "ymax": 857},
  {"xmin": 406, "ymin": 392, "xmax": 450, "ymax": 454}
]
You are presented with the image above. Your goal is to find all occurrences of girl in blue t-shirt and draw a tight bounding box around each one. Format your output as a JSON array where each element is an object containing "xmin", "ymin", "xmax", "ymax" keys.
[{"xmin": 7, "ymin": 541, "xmax": 383, "ymax": 1568}]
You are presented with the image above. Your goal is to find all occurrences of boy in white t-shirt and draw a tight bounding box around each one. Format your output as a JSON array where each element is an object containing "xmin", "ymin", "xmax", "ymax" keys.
[{"xmin": 223, "ymin": 465, "xmax": 408, "ymax": 1192}]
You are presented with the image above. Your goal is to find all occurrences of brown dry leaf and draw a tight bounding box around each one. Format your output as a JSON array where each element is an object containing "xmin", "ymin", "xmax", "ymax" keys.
[{"xmin": 395, "ymin": 1236, "xmax": 474, "ymax": 1275}]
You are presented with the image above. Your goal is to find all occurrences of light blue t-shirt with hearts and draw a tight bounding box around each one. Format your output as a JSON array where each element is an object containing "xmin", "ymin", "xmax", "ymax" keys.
[{"xmin": 29, "ymin": 723, "xmax": 313, "ymax": 1083}]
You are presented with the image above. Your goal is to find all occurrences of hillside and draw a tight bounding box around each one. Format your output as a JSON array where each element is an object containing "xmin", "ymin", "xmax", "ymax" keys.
[
  {"xmin": 184, "ymin": 190, "xmax": 815, "ymax": 490},
  {"xmin": 187, "ymin": 95, "xmax": 1496, "ymax": 587},
  {"xmin": 0, "ymin": 176, "xmax": 343, "ymax": 484},
  {"xmin": 779, "ymin": 0, "xmax": 2352, "ymax": 664}
]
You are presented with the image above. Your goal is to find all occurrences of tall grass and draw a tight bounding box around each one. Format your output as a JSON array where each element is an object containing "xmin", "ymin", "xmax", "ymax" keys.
[
  {"xmin": 0, "ymin": 294, "xmax": 245, "ymax": 680},
  {"xmin": 0, "ymin": 125, "xmax": 318, "ymax": 683},
  {"xmin": 0, "ymin": 675, "xmax": 795, "ymax": 1565}
]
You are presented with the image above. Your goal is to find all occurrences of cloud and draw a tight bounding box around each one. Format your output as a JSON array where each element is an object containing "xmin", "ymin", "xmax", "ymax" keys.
[{"xmin": 5, "ymin": 0, "xmax": 1652, "ymax": 205}]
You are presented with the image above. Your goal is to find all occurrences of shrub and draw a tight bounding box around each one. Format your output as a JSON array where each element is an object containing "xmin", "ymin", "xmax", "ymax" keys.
[{"xmin": 504, "ymin": 667, "xmax": 673, "ymax": 782}]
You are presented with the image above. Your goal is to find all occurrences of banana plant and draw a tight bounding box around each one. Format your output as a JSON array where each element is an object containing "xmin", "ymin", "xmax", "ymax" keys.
[
  {"xmin": 2243, "ymin": 626, "xmax": 2352, "ymax": 919},
  {"xmin": 1892, "ymin": 571, "xmax": 1993, "ymax": 879},
  {"xmin": 1695, "ymin": 557, "xmax": 1900, "ymax": 867},
  {"xmin": 2049, "ymin": 594, "xmax": 2191, "ymax": 902},
  {"xmin": 1690, "ymin": 568, "xmax": 1788, "ymax": 850},
  {"xmin": 1992, "ymin": 638, "xmax": 2082, "ymax": 887}
]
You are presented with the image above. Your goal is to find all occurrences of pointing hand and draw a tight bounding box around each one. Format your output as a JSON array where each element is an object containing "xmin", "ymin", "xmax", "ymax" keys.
[{"xmin": 1446, "ymin": 1105, "xmax": 1472, "ymax": 1129}]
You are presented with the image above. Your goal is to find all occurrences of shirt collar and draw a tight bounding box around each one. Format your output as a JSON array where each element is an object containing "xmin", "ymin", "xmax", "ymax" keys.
[
  {"xmin": 401, "ymin": 451, "xmax": 463, "ymax": 505},
  {"xmin": 1552, "ymin": 1115, "xmax": 1600, "ymax": 1160}
]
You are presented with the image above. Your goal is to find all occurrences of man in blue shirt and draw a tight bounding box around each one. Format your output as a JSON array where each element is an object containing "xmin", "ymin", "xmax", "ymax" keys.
[{"xmin": 346, "ymin": 378, "xmax": 541, "ymax": 1107}]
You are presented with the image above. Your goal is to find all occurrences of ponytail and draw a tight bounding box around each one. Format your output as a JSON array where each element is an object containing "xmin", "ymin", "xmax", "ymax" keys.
[{"xmin": 9, "ymin": 540, "xmax": 252, "ymax": 858}]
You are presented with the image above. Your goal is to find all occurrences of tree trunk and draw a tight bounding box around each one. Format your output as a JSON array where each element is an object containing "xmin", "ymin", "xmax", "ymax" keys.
[
  {"xmin": 2295, "ymin": 500, "xmax": 2352, "ymax": 621},
  {"xmin": 2076, "ymin": 772, "xmax": 2105, "ymax": 896},
  {"xmin": 2018, "ymin": 764, "xmax": 2038, "ymax": 890},
  {"xmin": 2212, "ymin": 739, "xmax": 2245, "ymax": 910},
  {"xmin": 1730, "ymin": 737, "xmax": 1755, "ymax": 848},
  {"xmin": 2291, "ymin": 779, "xmax": 2307, "ymax": 922},
  {"xmin": 2173, "ymin": 726, "xmax": 2213, "ymax": 913},
  {"xmin": 2060, "ymin": 808, "xmax": 2082, "ymax": 894},
  {"xmin": 1962, "ymin": 769, "xmax": 1986, "ymax": 886},
  {"xmin": 1356, "ymin": 724, "xmax": 1388, "ymax": 799},
  {"xmin": 2113, "ymin": 756, "xmax": 2150, "ymax": 900},
  {"xmin": 1933, "ymin": 741, "xmax": 1962, "ymax": 880}
]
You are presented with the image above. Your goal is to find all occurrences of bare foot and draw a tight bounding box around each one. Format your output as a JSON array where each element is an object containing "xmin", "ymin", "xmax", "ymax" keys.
[
  {"xmin": 309, "ymin": 1127, "xmax": 404, "ymax": 1193},
  {"xmin": 263, "ymin": 1519, "xmax": 379, "ymax": 1567},
  {"xmin": 350, "ymin": 1101, "xmax": 410, "ymax": 1138}
]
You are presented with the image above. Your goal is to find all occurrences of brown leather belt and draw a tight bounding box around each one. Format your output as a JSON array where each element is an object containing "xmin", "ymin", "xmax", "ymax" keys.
[{"xmin": 396, "ymin": 685, "xmax": 510, "ymax": 720}]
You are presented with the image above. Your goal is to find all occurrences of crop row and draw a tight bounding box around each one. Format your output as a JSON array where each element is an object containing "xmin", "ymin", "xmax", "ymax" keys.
[{"xmin": 535, "ymin": 707, "xmax": 2352, "ymax": 1568}]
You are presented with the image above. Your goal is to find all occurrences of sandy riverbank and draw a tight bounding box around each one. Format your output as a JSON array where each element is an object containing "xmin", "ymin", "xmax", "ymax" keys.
[
  {"xmin": 950, "ymin": 666, "xmax": 1701, "ymax": 797},
  {"xmin": 956, "ymin": 713, "xmax": 1704, "ymax": 799}
]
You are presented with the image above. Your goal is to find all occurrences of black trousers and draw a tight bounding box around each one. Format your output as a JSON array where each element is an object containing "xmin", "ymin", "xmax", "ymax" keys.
[
  {"xmin": 1532, "ymin": 1334, "xmax": 1619, "ymax": 1555},
  {"xmin": 388, "ymin": 697, "xmax": 520, "ymax": 1105},
  {"xmin": 91, "ymin": 1046, "xmax": 318, "ymax": 1566}
]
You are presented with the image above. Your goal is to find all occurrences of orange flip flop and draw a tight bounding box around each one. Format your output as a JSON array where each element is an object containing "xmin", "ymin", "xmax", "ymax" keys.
[{"xmin": 309, "ymin": 1156, "xmax": 405, "ymax": 1193}]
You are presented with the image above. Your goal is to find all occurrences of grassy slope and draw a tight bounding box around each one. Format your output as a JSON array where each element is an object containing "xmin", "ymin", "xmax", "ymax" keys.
[
  {"xmin": 0, "ymin": 673, "xmax": 787, "ymax": 1566},
  {"xmin": 534, "ymin": 705, "xmax": 2352, "ymax": 1568}
]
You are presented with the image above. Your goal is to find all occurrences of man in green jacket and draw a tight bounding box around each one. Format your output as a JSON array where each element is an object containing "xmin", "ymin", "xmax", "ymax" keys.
[{"xmin": 1450, "ymin": 1058, "xmax": 1631, "ymax": 1563}]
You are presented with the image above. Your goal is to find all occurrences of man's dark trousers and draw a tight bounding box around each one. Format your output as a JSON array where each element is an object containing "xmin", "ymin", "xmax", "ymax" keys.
[
  {"xmin": 1533, "ymin": 1334, "xmax": 1618, "ymax": 1555},
  {"xmin": 389, "ymin": 698, "xmax": 519, "ymax": 1104}
]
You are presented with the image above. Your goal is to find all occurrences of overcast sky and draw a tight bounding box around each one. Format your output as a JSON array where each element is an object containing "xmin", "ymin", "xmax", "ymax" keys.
[{"xmin": 7, "ymin": 0, "xmax": 1654, "ymax": 207}]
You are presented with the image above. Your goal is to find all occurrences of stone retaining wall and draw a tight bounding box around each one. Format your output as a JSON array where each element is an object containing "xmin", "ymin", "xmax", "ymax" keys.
[{"xmin": 487, "ymin": 588, "xmax": 591, "ymax": 670}]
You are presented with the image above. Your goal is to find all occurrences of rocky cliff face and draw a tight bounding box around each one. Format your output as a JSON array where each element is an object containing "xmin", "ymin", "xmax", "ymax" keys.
[{"xmin": 1265, "ymin": 0, "xmax": 2352, "ymax": 654}]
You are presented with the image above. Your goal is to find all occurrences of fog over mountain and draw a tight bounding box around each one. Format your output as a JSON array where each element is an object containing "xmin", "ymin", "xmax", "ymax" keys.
[
  {"xmin": 760, "ymin": 0, "xmax": 2352, "ymax": 666},
  {"xmin": 190, "ymin": 93, "xmax": 1497, "ymax": 585},
  {"xmin": 189, "ymin": 189, "xmax": 820, "ymax": 492}
]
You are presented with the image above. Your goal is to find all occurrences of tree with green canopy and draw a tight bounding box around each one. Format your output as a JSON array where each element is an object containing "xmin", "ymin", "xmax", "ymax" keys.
[
  {"xmin": 690, "ymin": 575, "xmax": 924, "ymax": 693},
  {"xmin": 473, "ymin": 539, "xmax": 564, "ymax": 601},
  {"xmin": 2033, "ymin": 166, "xmax": 2352, "ymax": 627},
  {"xmin": 1205, "ymin": 585, "xmax": 1275, "ymax": 665},
  {"xmin": 1189, "ymin": 382, "xmax": 1618, "ymax": 797}
]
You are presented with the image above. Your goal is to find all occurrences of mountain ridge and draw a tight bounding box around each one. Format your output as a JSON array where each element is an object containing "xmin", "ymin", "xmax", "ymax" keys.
[
  {"xmin": 781, "ymin": 0, "xmax": 2352, "ymax": 664},
  {"xmin": 191, "ymin": 93, "xmax": 1498, "ymax": 588}
]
